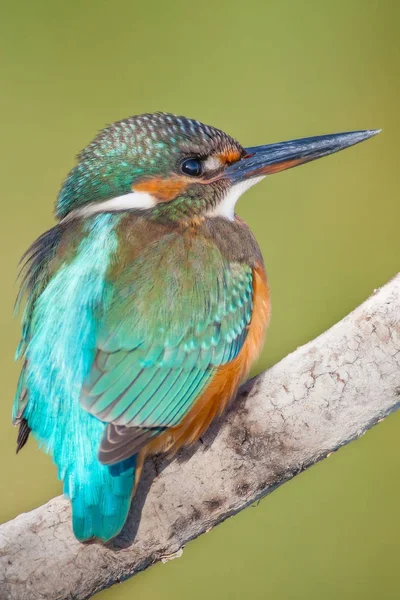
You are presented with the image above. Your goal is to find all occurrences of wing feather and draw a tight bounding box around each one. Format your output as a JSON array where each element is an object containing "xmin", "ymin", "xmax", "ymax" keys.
[{"xmin": 80, "ymin": 234, "xmax": 254, "ymax": 464}]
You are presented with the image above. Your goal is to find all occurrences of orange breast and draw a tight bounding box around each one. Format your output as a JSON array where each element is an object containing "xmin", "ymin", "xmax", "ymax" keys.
[{"xmin": 141, "ymin": 262, "xmax": 270, "ymax": 461}]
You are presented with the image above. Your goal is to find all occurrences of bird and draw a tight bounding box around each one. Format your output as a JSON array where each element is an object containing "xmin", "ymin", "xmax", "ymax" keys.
[{"xmin": 12, "ymin": 112, "xmax": 379, "ymax": 543}]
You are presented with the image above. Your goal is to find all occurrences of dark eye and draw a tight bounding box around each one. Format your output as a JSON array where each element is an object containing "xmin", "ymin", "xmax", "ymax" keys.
[{"xmin": 181, "ymin": 158, "xmax": 203, "ymax": 177}]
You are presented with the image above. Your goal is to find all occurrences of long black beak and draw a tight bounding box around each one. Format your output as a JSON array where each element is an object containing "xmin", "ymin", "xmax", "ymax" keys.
[{"xmin": 225, "ymin": 130, "xmax": 381, "ymax": 183}]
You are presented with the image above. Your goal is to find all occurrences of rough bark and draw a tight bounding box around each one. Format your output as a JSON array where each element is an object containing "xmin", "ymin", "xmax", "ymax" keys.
[{"xmin": 1, "ymin": 274, "xmax": 399, "ymax": 600}]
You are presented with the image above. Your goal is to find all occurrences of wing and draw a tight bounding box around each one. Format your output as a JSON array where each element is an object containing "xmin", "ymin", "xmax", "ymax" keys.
[{"xmin": 81, "ymin": 233, "xmax": 254, "ymax": 464}]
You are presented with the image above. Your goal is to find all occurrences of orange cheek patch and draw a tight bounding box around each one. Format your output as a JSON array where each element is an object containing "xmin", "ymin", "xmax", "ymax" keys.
[
  {"xmin": 219, "ymin": 148, "xmax": 242, "ymax": 165},
  {"xmin": 133, "ymin": 177, "xmax": 190, "ymax": 202}
]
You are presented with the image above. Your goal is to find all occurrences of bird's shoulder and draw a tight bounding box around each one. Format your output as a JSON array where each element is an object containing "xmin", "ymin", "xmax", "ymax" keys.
[{"xmin": 112, "ymin": 212, "xmax": 264, "ymax": 275}]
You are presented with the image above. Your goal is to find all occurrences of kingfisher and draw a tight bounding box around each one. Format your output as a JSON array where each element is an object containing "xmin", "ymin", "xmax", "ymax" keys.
[{"xmin": 13, "ymin": 113, "xmax": 379, "ymax": 542}]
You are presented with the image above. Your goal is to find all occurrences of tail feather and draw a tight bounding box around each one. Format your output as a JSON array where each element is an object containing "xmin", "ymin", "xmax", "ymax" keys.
[
  {"xmin": 65, "ymin": 455, "xmax": 136, "ymax": 542},
  {"xmin": 16, "ymin": 418, "xmax": 31, "ymax": 453}
]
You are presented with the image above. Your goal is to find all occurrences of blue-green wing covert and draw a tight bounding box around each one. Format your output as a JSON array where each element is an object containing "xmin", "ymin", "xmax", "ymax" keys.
[{"xmin": 81, "ymin": 234, "xmax": 254, "ymax": 463}]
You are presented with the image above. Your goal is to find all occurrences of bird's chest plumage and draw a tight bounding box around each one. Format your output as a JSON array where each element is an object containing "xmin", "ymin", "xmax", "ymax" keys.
[{"xmin": 113, "ymin": 213, "xmax": 264, "ymax": 292}]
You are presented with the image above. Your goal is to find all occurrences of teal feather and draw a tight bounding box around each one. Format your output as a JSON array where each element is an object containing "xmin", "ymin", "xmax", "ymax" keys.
[
  {"xmin": 124, "ymin": 369, "xmax": 173, "ymax": 422},
  {"xmin": 132, "ymin": 368, "xmax": 183, "ymax": 424},
  {"xmin": 89, "ymin": 353, "xmax": 141, "ymax": 398},
  {"xmin": 15, "ymin": 214, "xmax": 136, "ymax": 542},
  {"xmin": 159, "ymin": 368, "xmax": 214, "ymax": 426},
  {"xmin": 103, "ymin": 368, "xmax": 156, "ymax": 421}
]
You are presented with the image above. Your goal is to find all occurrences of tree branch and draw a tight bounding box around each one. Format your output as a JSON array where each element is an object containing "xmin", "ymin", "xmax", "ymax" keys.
[{"xmin": 1, "ymin": 274, "xmax": 400, "ymax": 600}]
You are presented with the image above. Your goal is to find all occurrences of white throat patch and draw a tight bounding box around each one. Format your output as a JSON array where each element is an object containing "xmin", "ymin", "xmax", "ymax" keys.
[
  {"xmin": 206, "ymin": 176, "xmax": 265, "ymax": 221},
  {"xmin": 63, "ymin": 191, "xmax": 157, "ymax": 221}
]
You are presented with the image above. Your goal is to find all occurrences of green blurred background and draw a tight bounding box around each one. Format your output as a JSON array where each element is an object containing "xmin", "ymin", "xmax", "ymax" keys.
[{"xmin": 1, "ymin": 0, "xmax": 399, "ymax": 598}]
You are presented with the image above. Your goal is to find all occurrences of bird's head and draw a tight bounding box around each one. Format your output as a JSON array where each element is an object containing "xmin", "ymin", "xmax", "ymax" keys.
[{"xmin": 57, "ymin": 112, "xmax": 379, "ymax": 223}]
